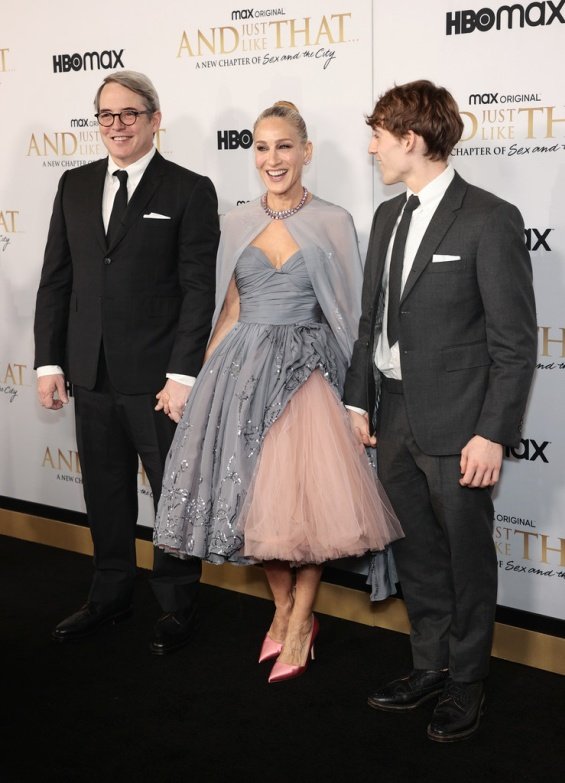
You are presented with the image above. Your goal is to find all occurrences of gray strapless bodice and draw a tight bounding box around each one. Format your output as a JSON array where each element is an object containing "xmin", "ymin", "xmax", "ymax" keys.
[{"xmin": 236, "ymin": 246, "xmax": 322, "ymax": 325}]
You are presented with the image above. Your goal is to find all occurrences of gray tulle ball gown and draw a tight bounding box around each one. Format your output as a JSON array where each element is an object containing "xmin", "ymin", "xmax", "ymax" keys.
[{"xmin": 153, "ymin": 196, "xmax": 403, "ymax": 599}]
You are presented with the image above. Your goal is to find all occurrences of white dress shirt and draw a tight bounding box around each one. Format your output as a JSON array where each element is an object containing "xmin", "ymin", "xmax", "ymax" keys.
[
  {"xmin": 101, "ymin": 146, "xmax": 156, "ymax": 231},
  {"xmin": 38, "ymin": 147, "xmax": 195, "ymax": 387},
  {"xmin": 347, "ymin": 164, "xmax": 455, "ymax": 416},
  {"xmin": 376, "ymin": 164, "xmax": 455, "ymax": 379}
]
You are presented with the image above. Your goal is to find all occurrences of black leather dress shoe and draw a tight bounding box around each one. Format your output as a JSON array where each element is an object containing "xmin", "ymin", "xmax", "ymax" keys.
[
  {"xmin": 51, "ymin": 603, "xmax": 132, "ymax": 642},
  {"xmin": 149, "ymin": 610, "xmax": 197, "ymax": 655},
  {"xmin": 368, "ymin": 669, "xmax": 449, "ymax": 712},
  {"xmin": 427, "ymin": 679, "xmax": 485, "ymax": 742}
]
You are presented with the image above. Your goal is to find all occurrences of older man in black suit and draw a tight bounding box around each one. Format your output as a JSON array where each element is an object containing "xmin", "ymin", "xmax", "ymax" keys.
[
  {"xmin": 34, "ymin": 71, "xmax": 219, "ymax": 654},
  {"xmin": 345, "ymin": 80, "xmax": 537, "ymax": 742}
]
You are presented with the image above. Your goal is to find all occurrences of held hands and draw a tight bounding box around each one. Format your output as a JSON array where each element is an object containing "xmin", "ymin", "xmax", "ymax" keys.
[
  {"xmin": 37, "ymin": 374, "xmax": 69, "ymax": 410},
  {"xmin": 155, "ymin": 379, "xmax": 192, "ymax": 423},
  {"xmin": 348, "ymin": 409, "xmax": 377, "ymax": 449},
  {"xmin": 460, "ymin": 435, "xmax": 503, "ymax": 488}
]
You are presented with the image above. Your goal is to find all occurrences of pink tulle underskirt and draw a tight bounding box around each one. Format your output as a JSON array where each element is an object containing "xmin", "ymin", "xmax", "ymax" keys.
[{"xmin": 239, "ymin": 370, "xmax": 403, "ymax": 564}]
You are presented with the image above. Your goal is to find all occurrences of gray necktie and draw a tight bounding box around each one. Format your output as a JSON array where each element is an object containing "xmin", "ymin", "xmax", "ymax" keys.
[{"xmin": 387, "ymin": 194, "xmax": 420, "ymax": 347}]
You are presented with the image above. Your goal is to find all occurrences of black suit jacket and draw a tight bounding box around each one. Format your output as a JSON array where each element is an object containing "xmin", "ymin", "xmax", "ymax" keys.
[
  {"xmin": 343, "ymin": 172, "xmax": 537, "ymax": 454},
  {"xmin": 34, "ymin": 151, "xmax": 219, "ymax": 393}
]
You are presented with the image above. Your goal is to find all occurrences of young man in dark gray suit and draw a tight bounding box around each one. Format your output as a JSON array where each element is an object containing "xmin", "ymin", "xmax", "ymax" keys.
[
  {"xmin": 34, "ymin": 71, "xmax": 219, "ymax": 654},
  {"xmin": 345, "ymin": 80, "xmax": 537, "ymax": 742}
]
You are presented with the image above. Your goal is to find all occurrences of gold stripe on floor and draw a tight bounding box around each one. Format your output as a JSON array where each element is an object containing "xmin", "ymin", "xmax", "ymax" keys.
[{"xmin": 1, "ymin": 509, "xmax": 563, "ymax": 675}]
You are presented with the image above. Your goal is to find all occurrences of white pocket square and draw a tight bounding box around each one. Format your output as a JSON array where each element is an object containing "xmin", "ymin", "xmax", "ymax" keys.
[
  {"xmin": 432, "ymin": 254, "xmax": 461, "ymax": 262},
  {"xmin": 143, "ymin": 212, "xmax": 171, "ymax": 220}
]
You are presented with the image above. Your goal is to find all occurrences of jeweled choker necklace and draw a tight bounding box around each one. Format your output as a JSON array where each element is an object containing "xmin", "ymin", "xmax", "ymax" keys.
[{"xmin": 261, "ymin": 187, "xmax": 309, "ymax": 220}]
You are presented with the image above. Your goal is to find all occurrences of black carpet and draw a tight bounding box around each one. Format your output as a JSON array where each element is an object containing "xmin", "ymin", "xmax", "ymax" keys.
[{"xmin": 1, "ymin": 535, "xmax": 563, "ymax": 783}]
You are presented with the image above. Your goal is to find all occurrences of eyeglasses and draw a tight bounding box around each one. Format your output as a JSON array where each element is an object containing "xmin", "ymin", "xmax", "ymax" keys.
[{"xmin": 95, "ymin": 110, "xmax": 151, "ymax": 127}]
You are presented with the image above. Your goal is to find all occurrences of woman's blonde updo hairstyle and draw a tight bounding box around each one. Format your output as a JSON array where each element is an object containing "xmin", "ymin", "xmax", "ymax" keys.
[{"xmin": 253, "ymin": 101, "xmax": 308, "ymax": 144}]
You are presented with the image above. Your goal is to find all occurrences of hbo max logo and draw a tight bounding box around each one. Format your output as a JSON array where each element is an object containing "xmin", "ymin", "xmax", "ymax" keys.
[
  {"xmin": 52, "ymin": 49, "xmax": 125, "ymax": 73},
  {"xmin": 505, "ymin": 439, "xmax": 550, "ymax": 463},
  {"xmin": 217, "ymin": 129, "xmax": 253, "ymax": 150}
]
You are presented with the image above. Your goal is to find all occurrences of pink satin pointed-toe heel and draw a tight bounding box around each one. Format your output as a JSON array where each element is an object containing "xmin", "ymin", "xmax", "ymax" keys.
[
  {"xmin": 268, "ymin": 615, "xmax": 319, "ymax": 683},
  {"xmin": 258, "ymin": 633, "xmax": 284, "ymax": 663}
]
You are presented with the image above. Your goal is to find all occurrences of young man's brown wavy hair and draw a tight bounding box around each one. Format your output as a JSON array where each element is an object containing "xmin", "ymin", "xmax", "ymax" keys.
[{"xmin": 366, "ymin": 80, "xmax": 464, "ymax": 161}]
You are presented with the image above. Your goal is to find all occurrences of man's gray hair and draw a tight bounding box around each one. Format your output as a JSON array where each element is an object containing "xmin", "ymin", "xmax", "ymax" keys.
[{"xmin": 94, "ymin": 70, "xmax": 160, "ymax": 113}]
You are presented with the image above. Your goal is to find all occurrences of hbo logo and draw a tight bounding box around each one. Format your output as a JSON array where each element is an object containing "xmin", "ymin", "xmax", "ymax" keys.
[{"xmin": 217, "ymin": 129, "xmax": 253, "ymax": 150}]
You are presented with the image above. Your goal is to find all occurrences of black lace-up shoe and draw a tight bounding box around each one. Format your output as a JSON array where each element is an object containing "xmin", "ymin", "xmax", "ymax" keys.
[
  {"xmin": 427, "ymin": 679, "xmax": 485, "ymax": 742},
  {"xmin": 149, "ymin": 610, "xmax": 197, "ymax": 655},
  {"xmin": 51, "ymin": 602, "xmax": 132, "ymax": 642},
  {"xmin": 367, "ymin": 669, "xmax": 449, "ymax": 711}
]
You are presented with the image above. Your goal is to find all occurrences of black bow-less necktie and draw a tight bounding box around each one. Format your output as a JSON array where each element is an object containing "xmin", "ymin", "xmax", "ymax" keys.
[
  {"xmin": 386, "ymin": 194, "xmax": 420, "ymax": 347},
  {"xmin": 106, "ymin": 169, "xmax": 128, "ymax": 246}
]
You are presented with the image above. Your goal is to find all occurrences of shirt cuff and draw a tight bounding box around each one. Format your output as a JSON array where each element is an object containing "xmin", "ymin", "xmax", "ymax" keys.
[
  {"xmin": 166, "ymin": 373, "xmax": 196, "ymax": 387},
  {"xmin": 37, "ymin": 365, "xmax": 64, "ymax": 377},
  {"xmin": 345, "ymin": 404, "xmax": 368, "ymax": 416}
]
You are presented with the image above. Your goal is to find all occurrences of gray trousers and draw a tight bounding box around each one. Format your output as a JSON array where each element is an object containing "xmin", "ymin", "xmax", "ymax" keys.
[{"xmin": 377, "ymin": 382, "xmax": 497, "ymax": 682}]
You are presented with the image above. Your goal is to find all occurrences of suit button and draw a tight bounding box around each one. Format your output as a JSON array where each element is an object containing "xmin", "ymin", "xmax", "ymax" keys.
[{"xmin": 104, "ymin": 257, "xmax": 112, "ymax": 265}]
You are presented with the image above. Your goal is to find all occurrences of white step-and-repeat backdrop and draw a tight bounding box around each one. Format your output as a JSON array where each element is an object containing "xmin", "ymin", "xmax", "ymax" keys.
[{"xmin": 1, "ymin": 1, "xmax": 563, "ymax": 620}]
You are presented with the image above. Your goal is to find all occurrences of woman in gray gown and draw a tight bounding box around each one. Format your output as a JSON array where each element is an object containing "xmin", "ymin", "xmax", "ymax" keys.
[{"xmin": 154, "ymin": 101, "xmax": 402, "ymax": 682}]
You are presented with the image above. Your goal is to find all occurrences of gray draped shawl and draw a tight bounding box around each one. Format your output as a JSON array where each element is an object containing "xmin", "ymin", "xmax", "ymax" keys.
[{"xmin": 212, "ymin": 195, "xmax": 363, "ymax": 385}]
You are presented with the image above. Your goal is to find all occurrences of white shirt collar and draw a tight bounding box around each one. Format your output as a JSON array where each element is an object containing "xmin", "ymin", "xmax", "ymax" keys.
[
  {"xmin": 407, "ymin": 164, "xmax": 455, "ymax": 208},
  {"xmin": 106, "ymin": 145, "xmax": 156, "ymax": 178}
]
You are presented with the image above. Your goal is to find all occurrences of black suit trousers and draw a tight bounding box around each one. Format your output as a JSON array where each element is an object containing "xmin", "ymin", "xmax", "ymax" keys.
[
  {"xmin": 74, "ymin": 352, "xmax": 201, "ymax": 613},
  {"xmin": 377, "ymin": 385, "xmax": 497, "ymax": 681}
]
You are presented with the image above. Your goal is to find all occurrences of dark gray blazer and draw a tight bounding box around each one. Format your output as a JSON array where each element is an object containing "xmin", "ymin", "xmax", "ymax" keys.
[{"xmin": 343, "ymin": 171, "xmax": 537, "ymax": 454}]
